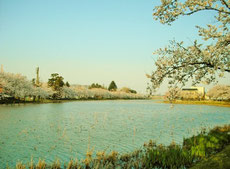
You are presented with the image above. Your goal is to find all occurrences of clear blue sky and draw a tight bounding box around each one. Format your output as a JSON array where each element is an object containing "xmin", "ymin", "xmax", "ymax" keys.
[{"xmin": 0, "ymin": 0, "xmax": 228, "ymax": 93}]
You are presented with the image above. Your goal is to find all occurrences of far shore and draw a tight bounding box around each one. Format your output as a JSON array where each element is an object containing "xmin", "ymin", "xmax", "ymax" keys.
[
  {"xmin": 0, "ymin": 97, "xmax": 149, "ymax": 105},
  {"xmin": 163, "ymin": 100, "xmax": 230, "ymax": 108},
  {"xmin": 1, "ymin": 98, "xmax": 230, "ymax": 108}
]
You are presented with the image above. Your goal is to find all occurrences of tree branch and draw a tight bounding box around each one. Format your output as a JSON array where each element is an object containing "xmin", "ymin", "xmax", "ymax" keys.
[
  {"xmin": 184, "ymin": 6, "xmax": 230, "ymax": 15},
  {"xmin": 169, "ymin": 61, "xmax": 230, "ymax": 73},
  {"xmin": 220, "ymin": 0, "xmax": 230, "ymax": 10}
]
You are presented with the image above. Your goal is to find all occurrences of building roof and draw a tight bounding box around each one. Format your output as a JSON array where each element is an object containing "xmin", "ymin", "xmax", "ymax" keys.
[{"xmin": 182, "ymin": 88, "xmax": 198, "ymax": 91}]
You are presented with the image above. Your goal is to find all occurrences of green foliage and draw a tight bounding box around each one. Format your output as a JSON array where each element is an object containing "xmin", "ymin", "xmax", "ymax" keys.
[
  {"xmin": 31, "ymin": 78, "xmax": 36, "ymax": 86},
  {"xmin": 65, "ymin": 81, "xmax": 70, "ymax": 87},
  {"xmin": 108, "ymin": 81, "xmax": 117, "ymax": 91},
  {"xmin": 48, "ymin": 73, "xmax": 65, "ymax": 91},
  {"xmin": 190, "ymin": 145, "xmax": 230, "ymax": 169},
  {"xmin": 88, "ymin": 83, "xmax": 105, "ymax": 89},
  {"xmin": 183, "ymin": 125, "xmax": 230, "ymax": 159},
  {"xmin": 142, "ymin": 141, "xmax": 193, "ymax": 168}
]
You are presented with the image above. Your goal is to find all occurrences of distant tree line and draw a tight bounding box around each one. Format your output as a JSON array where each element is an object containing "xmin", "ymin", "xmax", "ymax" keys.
[
  {"xmin": 0, "ymin": 71, "xmax": 145, "ymax": 103},
  {"xmin": 88, "ymin": 83, "xmax": 106, "ymax": 89},
  {"xmin": 88, "ymin": 81, "xmax": 117, "ymax": 91}
]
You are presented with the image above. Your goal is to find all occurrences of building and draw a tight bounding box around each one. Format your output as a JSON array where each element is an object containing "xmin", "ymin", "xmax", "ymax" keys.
[{"xmin": 181, "ymin": 86, "xmax": 205, "ymax": 100}]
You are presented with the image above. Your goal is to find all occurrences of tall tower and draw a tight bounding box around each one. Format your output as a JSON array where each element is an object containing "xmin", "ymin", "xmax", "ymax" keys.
[
  {"xmin": 36, "ymin": 67, "xmax": 40, "ymax": 86},
  {"xmin": 0, "ymin": 64, "xmax": 3, "ymax": 73}
]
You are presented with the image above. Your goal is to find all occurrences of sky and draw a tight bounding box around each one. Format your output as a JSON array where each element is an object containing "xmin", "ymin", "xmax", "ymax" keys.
[{"xmin": 0, "ymin": 0, "xmax": 229, "ymax": 94}]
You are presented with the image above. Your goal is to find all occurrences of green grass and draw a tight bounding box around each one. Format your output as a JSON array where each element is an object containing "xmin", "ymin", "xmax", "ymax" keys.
[{"xmin": 190, "ymin": 145, "xmax": 230, "ymax": 169}]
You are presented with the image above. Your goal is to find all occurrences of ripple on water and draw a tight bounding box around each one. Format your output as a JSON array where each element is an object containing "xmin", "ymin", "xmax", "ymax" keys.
[{"xmin": 0, "ymin": 100, "xmax": 230, "ymax": 167}]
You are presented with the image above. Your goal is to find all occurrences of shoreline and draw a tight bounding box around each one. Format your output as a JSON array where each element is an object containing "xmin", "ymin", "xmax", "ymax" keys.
[
  {"xmin": 0, "ymin": 97, "xmax": 149, "ymax": 105},
  {"xmin": 163, "ymin": 100, "xmax": 230, "ymax": 108}
]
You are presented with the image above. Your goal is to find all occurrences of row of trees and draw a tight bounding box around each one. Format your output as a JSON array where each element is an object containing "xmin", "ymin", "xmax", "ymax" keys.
[
  {"xmin": 88, "ymin": 81, "xmax": 118, "ymax": 91},
  {"xmin": 0, "ymin": 72, "xmax": 144, "ymax": 102},
  {"xmin": 73, "ymin": 87, "xmax": 144, "ymax": 100},
  {"xmin": 47, "ymin": 73, "xmax": 119, "ymax": 92}
]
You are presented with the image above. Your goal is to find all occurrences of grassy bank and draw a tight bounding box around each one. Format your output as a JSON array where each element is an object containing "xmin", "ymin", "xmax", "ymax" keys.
[
  {"xmin": 149, "ymin": 95, "xmax": 164, "ymax": 100},
  {"xmin": 11, "ymin": 125, "xmax": 230, "ymax": 169},
  {"xmin": 164, "ymin": 100, "xmax": 230, "ymax": 107},
  {"xmin": 191, "ymin": 145, "xmax": 230, "ymax": 169}
]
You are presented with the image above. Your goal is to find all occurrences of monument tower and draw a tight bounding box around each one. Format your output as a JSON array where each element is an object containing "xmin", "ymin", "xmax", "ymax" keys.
[{"xmin": 36, "ymin": 67, "xmax": 40, "ymax": 86}]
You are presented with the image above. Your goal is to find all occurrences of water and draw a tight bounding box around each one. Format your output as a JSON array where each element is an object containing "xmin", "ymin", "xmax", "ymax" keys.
[{"xmin": 0, "ymin": 100, "xmax": 229, "ymax": 167}]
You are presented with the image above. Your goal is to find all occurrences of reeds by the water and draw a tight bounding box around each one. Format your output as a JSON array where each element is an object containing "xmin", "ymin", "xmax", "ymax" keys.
[{"xmin": 12, "ymin": 124, "xmax": 230, "ymax": 169}]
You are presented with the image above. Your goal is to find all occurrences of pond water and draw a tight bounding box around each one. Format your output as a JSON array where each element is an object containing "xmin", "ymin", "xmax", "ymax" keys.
[{"xmin": 0, "ymin": 100, "xmax": 230, "ymax": 167}]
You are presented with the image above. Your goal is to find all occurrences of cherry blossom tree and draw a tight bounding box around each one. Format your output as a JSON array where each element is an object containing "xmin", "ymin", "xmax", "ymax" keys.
[
  {"xmin": 33, "ymin": 87, "xmax": 50, "ymax": 100},
  {"xmin": 0, "ymin": 72, "xmax": 51, "ymax": 101},
  {"xmin": 207, "ymin": 85, "xmax": 230, "ymax": 100},
  {"xmin": 148, "ymin": 0, "xmax": 230, "ymax": 91},
  {"xmin": 60, "ymin": 87, "xmax": 77, "ymax": 99},
  {"xmin": 0, "ymin": 72, "xmax": 34, "ymax": 100},
  {"xmin": 164, "ymin": 87, "xmax": 181, "ymax": 101}
]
